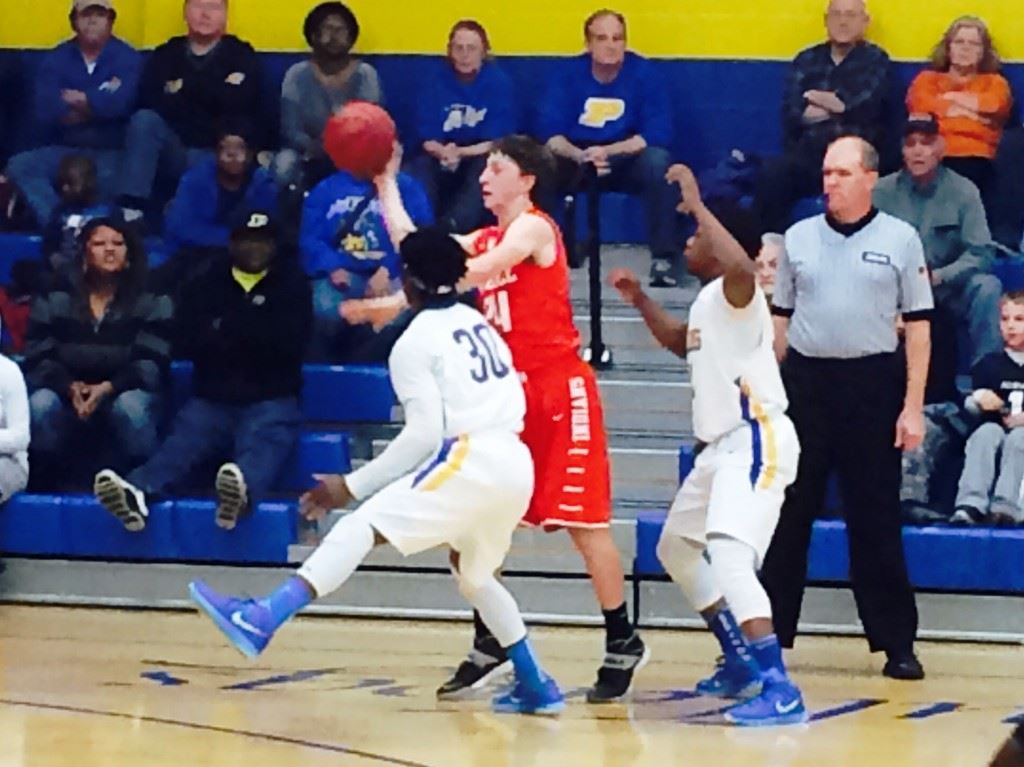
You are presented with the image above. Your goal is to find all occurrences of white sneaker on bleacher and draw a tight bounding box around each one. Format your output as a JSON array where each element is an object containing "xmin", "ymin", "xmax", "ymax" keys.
[{"xmin": 94, "ymin": 470, "xmax": 149, "ymax": 532}]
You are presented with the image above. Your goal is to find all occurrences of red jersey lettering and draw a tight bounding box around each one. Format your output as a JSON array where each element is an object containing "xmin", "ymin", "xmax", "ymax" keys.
[{"xmin": 469, "ymin": 210, "xmax": 580, "ymax": 372}]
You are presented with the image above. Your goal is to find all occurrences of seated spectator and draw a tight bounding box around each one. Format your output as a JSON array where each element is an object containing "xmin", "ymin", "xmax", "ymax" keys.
[
  {"xmin": 952, "ymin": 290, "xmax": 1024, "ymax": 526},
  {"xmin": 906, "ymin": 16, "xmax": 1012, "ymax": 202},
  {"xmin": 116, "ymin": 0, "xmax": 261, "ymax": 221},
  {"xmin": 409, "ymin": 19, "xmax": 515, "ymax": 233},
  {"xmin": 158, "ymin": 119, "xmax": 278, "ymax": 290},
  {"xmin": 23, "ymin": 217, "xmax": 172, "ymax": 489},
  {"xmin": 537, "ymin": 10, "xmax": 677, "ymax": 286},
  {"xmin": 874, "ymin": 113, "xmax": 1001, "ymax": 366},
  {"xmin": 756, "ymin": 0, "xmax": 890, "ymax": 236},
  {"xmin": 300, "ymin": 146, "xmax": 433, "ymax": 361},
  {"xmin": 274, "ymin": 2, "xmax": 381, "ymax": 201},
  {"xmin": 756, "ymin": 233, "xmax": 783, "ymax": 298},
  {"xmin": 40, "ymin": 154, "xmax": 119, "ymax": 279},
  {"xmin": 93, "ymin": 213, "xmax": 311, "ymax": 532},
  {"xmin": 5, "ymin": 0, "xmax": 139, "ymax": 228},
  {"xmin": 0, "ymin": 331, "xmax": 30, "ymax": 502}
]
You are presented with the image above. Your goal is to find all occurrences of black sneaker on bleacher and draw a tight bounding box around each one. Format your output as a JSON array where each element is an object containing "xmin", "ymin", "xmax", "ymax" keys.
[
  {"xmin": 215, "ymin": 462, "xmax": 249, "ymax": 530},
  {"xmin": 586, "ymin": 633, "xmax": 650, "ymax": 703},
  {"xmin": 94, "ymin": 469, "xmax": 149, "ymax": 532},
  {"xmin": 436, "ymin": 639, "xmax": 512, "ymax": 700}
]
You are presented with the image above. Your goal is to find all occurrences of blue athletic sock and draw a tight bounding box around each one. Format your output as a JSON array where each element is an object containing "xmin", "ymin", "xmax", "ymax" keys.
[
  {"xmin": 749, "ymin": 633, "xmax": 788, "ymax": 683},
  {"xmin": 261, "ymin": 576, "xmax": 313, "ymax": 630},
  {"xmin": 506, "ymin": 636, "xmax": 545, "ymax": 690},
  {"xmin": 708, "ymin": 607, "xmax": 756, "ymax": 666}
]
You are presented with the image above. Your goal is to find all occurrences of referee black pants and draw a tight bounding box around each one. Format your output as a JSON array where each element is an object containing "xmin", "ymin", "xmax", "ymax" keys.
[{"xmin": 762, "ymin": 350, "xmax": 919, "ymax": 654}]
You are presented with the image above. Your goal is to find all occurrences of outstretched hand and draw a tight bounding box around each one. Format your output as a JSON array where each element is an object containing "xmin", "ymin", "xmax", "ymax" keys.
[
  {"xmin": 608, "ymin": 268, "xmax": 643, "ymax": 306},
  {"xmin": 299, "ymin": 474, "xmax": 353, "ymax": 520},
  {"xmin": 665, "ymin": 164, "xmax": 702, "ymax": 215}
]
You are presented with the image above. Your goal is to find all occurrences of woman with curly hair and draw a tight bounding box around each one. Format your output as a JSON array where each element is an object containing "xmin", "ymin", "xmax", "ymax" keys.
[
  {"xmin": 24, "ymin": 217, "xmax": 173, "ymax": 489},
  {"xmin": 906, "ymin": 16, "xmax": 1013, "ymax": 198}
]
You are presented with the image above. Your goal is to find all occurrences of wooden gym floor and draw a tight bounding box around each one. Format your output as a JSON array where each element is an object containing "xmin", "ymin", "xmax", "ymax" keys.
[{"xmin": 0, "ymin": 604, "xmax": 1020, "ymax": 766}]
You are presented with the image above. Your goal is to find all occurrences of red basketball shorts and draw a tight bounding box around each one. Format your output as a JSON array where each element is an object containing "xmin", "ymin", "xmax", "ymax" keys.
[{"xmin": 519, "ymin": 358, "xmax": 611, "ymax": 529}]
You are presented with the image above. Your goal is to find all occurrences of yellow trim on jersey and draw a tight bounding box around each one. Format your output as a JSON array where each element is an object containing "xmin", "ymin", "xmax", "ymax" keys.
[
  {"xmin": 419, "ymin": 435, "xmax": 470, "ymax": 492},
  {"xmin": 750, "ymin": 397, "xmax": 779, "ymax": 491},
  {"xmin": 741, "ymin": 383, "xmax": 779, "ymax": 491}
]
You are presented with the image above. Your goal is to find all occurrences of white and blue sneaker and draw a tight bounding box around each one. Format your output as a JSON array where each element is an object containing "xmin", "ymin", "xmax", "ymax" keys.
[
  {"xmin": 724, "ymin": 679, "xmax": 807, "ymax": 727},
  {"xmin": 696, "ymin": 656, "xmax": 762, "ymax": 700},
  {"xmin": 492, "ymin": 678, "xmax": 566, "ymax": 716},
  {"xmin": 188, "ymin": 580, "xmax": 274, "ymax": 659}
]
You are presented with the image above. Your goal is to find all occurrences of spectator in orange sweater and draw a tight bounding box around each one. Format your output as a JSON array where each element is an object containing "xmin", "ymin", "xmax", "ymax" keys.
[{"xmin": 906, "ymin": 16, "xmax": 1012, "ymax": 201}]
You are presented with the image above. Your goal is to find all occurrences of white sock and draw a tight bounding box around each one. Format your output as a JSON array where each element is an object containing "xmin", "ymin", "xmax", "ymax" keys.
[
  {"xmin": 296, "ymin": 513, "xmax": 375, "ymax": 598},
  {"xmin": 657, "ymin": 532, "xmax": 723, "ymax": 612},
  {"xmin": 707, "ymin": 536, "xmax": 771, "ymax": 625},
  {"xmin": 455, "ymin": 572, "xmax": 527, "ymax": 648}
]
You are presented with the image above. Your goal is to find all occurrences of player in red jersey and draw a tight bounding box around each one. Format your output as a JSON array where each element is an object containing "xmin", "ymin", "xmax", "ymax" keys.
[{"xmin": 376, "ymin": 135, "xmax": 648, "ymax": 703}]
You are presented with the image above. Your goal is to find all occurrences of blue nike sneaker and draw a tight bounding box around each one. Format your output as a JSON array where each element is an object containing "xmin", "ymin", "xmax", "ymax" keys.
[
  {"xmin": 724, "ymin": 679, "xmax": 807, "ymax": 727},
  {"xmin": 188, "ymin": 580, "xmax": 274, "ymax": 659},
  {"xmin": 695, "ymin": 656, "xmax": 762, "ymax": 700},
  {"xmin": 492, "ymin": 678, "xmax": 566, "ymax": 716}
]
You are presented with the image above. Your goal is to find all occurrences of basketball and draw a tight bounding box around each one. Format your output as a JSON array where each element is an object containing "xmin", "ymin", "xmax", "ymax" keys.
[{"xmin": 322, "ymin": 101, "xmax": 397, "ymax": 180}]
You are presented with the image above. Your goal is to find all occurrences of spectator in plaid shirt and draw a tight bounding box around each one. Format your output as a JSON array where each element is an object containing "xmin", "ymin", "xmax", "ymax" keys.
[{"xmin": 756, "ymin": 0, "xmax": 891, "ymax": 234}]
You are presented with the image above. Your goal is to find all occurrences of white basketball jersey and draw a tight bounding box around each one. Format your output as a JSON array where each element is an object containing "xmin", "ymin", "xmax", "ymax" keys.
[
  {"xmin": 390, "ymin": 301, "xmax": 526, "ymax": 438},
  {"xmin": 686, "ymin": 279, "xmax": 788, "ymax": 444}
]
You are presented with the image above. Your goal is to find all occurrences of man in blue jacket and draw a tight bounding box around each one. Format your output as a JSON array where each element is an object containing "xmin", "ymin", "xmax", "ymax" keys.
[
  {"xmin": 116, "ymin": 0, "xmax": 262, "ymax": 221},
  {"xmin": 537, "ymin": 10, "xmax": 679, "ymax": 286},
  {"xmin": 159, "ymin": 117, "xmax": 278, "ymax": 289},
  {"xmin": 5, "ymin": 0, "xmax": 140, "ymax": 228},
  {"xmin": 300, "ymin": 149, "xmax": 433, "ymax": 361}
]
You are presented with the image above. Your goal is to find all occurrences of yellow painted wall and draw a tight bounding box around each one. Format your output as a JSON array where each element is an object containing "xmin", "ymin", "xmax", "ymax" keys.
[{"xmin": 1, "ymin": 0, "xmax": 1022, "ymax": 60}]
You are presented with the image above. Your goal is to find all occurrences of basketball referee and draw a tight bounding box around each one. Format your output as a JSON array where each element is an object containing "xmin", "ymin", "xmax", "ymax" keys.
[{"xmin": 763, "ymin": 136, "xmax": 932, "ymax": 680}]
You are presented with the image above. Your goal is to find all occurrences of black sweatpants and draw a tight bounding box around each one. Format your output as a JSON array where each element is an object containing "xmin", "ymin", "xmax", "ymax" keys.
[{"xmin": 762, "ymin": 350, "xmax": 919, "ymax": 654}]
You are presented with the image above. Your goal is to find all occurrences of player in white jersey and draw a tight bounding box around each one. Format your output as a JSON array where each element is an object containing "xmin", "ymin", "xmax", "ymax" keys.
[
  {"xmin": 189, "ymin": 227, "xmax": 565, "ymax": 716},
  {"xmin": 610, "ymin": 165, "xmax": 805, "ymax": 726}
]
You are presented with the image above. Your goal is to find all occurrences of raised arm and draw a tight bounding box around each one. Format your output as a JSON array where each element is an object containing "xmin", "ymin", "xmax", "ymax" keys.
[
  {"xmin": 667, "ymin": 164, "xmax": 756, "ymax": 308},
  {"xmin": 609, "ymin": 268, "xmax": 687, "ymax": 358},
  {"xmin": 461, "ymin": 213, "xmax": 551, "ymax": 287}
]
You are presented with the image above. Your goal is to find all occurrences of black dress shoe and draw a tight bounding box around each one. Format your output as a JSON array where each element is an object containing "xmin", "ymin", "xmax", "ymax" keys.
[{"xmin": 883, "ymin": 652, "xmax": 925, "ymax": 680}]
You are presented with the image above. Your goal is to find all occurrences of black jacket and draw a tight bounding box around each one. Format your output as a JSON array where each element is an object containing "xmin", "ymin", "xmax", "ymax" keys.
[
  {"xmin": 139, "ymin": 35, "xmax": 262, "ymax": 148},
  {"xmin": 23, "ymin": 277, "xmax": 174, "ymax": 396},
  {"xmin": 177, "ymin": 259, "xmax": 312, "ymax": 405}
]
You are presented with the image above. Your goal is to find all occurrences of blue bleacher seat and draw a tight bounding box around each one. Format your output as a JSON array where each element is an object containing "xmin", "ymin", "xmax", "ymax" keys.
[
  {"xmin": 169, "ymin": 360, "xmax": 396, "ymax": 424},
  {"xmin": 993, "ymin": 255, "xmax": 1024, "ymax": 292},
  {"xmin": 0, "ymin": 493, "xmax": 66, "ymax": 556},
  {"xmin": 302, "ymin": 364, "xmax": 396, "ymax": 422},
  {"xmin": 61, "ymin": 494, "xmax": 177, "ymax": 560},
  {"xmin": 279, "ymin": 431, "xmax": 352, "ymax": 492},
  {"xmin": 790, "ymin": 195, "xmax": 826, "ymax": 225},
  {"xmin": 173, "ymin": 499, "xmax": 296, "ymax": 563},
  {"xmin": 634, "ymin": 511, "xmax": 1024, "ymax": 592}
]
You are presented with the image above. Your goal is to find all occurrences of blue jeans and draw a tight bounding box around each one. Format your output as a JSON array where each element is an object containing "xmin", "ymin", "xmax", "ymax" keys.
[
  {"xmin": 6, "ymin": 146, "xmax": 121, "ymax": 227},
  {"xmin": 29, "ymin": 387, "xmax": 161, "ymax": 486},
  {"xmin": 937, "ymin": 272, "xmax": 1003, "ymax": 366},
  {"xmin": 129, "ymin": 397, "xmax": 301, "ymax": 502},
  {"xmin": 552, "ymin": 146, "xmax": 678, "ymax": 260},
  {"xmin": 117, "ymin": 109, "xmax": 209, "ymax": 201},
  {"xmin": 408, "ymin": 153, "xmax": 488, "ymax": 233}
]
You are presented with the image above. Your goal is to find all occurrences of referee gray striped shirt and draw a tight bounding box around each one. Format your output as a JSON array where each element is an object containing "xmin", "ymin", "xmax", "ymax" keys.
[{"xmin": 771, "ymin": 210, "xmax": 934, "ymax": 359}]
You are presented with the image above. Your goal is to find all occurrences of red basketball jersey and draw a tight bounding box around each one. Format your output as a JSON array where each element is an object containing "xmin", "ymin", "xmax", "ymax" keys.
[{"xmin": 468, "ymin": 210, "xmax": 580, "ymax": 372}]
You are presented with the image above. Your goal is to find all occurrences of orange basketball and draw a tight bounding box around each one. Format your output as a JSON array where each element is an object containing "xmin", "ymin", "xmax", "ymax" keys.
[{"xmin": 322, "ymin": 101, "xmax": 397, "ymax": 180}]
